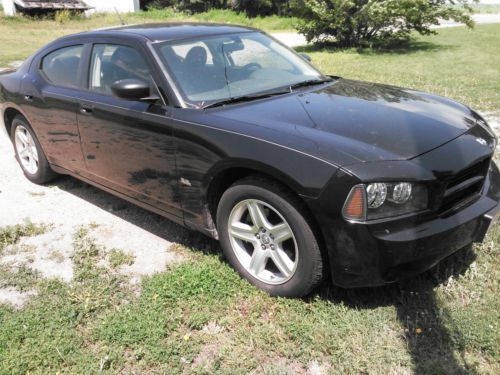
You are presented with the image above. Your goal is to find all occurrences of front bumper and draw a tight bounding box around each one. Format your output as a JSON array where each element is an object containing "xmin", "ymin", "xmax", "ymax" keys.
[{"xmin": 314, "ymin": 160, "xmax": 499, "ymax": 288}]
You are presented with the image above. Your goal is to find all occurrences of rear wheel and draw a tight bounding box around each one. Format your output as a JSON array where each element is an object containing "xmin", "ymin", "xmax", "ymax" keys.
[
  {"xmin": 217, "ymin": 176, "xmax": 324, "ymax": 297},
  {"xmin": 10, "ymin": 115, "xmax": 57, "ymax": 184}
]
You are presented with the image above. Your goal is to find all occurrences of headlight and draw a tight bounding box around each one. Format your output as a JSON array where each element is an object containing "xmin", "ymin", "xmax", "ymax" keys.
[{"xmin": 343, "ymin": 182, "xmax": 428, "ymax": 221}]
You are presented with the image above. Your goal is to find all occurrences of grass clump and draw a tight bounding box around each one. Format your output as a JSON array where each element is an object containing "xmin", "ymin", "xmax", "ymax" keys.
[
  {"xmin": 108, "ymin": 249, "xmax": 135, "ymax": 268},
  {"xmin": 54, "ymin": 9, "xmax": 73, "ymax": 24},
  {"xmin": 0, "ymin": 263, "xmax": 41, "ymax": 292},
  {"xmin": 0, "ymin": 220, "xmax": 50, "ymax": 255}
]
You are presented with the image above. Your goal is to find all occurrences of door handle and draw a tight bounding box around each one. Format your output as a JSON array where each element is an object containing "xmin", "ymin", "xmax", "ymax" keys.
[
  {"xmin": 24, "ymin": 95, "xmax": 33, "ymax": 102},
  {"xmin": 80, "ymin": 106, "xmax": 93, "ymax": 115}
]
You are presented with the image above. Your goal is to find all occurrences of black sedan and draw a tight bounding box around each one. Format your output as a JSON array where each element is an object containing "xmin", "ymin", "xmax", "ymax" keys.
[{"xmin": 1, "ymin": 23, "xmax": 498, "ymax": 297}]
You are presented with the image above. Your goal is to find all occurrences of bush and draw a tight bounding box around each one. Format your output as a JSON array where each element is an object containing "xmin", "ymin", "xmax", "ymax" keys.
[
  {"xmin": 143, "ymin": 0, "xmax": 230, "ymax": 13},
  {"xmin": 296, "ymin": 0, "xmax": 477, "ymax": 47},
  {"xmin": 54, "ymin": 9, "xmax": 72, "ymax": 24}
]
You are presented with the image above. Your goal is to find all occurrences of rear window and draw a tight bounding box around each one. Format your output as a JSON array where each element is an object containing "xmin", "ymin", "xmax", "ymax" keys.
[{"xmin": 41, "ymin": 45, "xmax": 83, "ymax": 88}]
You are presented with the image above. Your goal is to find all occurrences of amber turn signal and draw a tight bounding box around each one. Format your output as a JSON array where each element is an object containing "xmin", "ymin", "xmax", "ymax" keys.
[{"xmin": 342, "ymin": 184, "xmax": 367, "ymax": 221}]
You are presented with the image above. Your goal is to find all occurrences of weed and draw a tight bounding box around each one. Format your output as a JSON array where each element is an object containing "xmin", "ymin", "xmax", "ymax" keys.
[
  {"xmin": 0, "ymin": 262, "xmax": 41, "ymax": 291},
  {"xmin": 0, "ymin": 220, "xmax": 50, "ymax": 255},
  {"xmin": 47, "ymin": 249, "xmax": 65, "ymax": 263},
  {"xmin": 108, "ymin": 249, "xmax": 135, "ymax": 268}
]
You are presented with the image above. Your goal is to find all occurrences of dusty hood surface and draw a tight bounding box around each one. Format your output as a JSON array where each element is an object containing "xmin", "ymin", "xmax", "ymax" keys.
[{"xmin": 211, "ymin": 78, "xmax": 479, "ymax": 165}]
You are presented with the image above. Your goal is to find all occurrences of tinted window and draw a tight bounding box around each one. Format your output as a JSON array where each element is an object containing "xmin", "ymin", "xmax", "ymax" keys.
[
  {"xmin": 41, "ymin": 45, "xmax": 83, "ymax": 88},
  {"xmin": 89, "ymin": 44, "xmax": 152, "ymax": 95}
]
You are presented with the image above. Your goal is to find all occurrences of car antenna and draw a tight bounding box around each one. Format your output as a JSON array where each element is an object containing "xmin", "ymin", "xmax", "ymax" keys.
[{"xmin": 114, "ymin": 7, "xmax": 125, "ymax": 26}]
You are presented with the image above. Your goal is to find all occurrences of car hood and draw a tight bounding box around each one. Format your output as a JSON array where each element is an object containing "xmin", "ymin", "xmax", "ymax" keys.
[{"xmin": 211, "ymin": 78, "xmax": 479, "ymax": 165}]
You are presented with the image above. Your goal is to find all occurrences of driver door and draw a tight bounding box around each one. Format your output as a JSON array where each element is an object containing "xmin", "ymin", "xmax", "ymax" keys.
[{"xmin": 76, "ymin": 41, "xmax": 181, "ymax": 218}]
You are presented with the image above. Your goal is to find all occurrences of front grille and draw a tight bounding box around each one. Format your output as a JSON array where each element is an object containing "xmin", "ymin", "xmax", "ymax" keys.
[{"xmin": 439, "ymin": 158, "xmax": 491, "ymax": 212}]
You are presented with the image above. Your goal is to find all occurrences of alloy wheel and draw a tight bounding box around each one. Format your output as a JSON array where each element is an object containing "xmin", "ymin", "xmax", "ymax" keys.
[
  {"xmin": 14, "ymin": 125, "xmax": 39, "ymax": 175},
  {"xmin": 228, "ymin": 199, "xmax": 298, "ymax": 285}
]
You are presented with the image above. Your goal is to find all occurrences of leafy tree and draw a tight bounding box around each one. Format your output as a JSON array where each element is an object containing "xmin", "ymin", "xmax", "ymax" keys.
[{"xmin": 297, "ymin": 0, "xmax": 478, "ymax": 47}]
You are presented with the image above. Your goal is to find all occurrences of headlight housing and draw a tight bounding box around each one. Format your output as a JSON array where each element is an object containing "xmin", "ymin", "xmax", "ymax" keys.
[{"xmin": 342, "ymin": 182, "xmax": 428, "ymax": 221}]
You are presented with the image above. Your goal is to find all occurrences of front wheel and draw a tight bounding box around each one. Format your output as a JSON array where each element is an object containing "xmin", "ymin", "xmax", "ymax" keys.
[{"xmin": 217, "ymin": 176, "xmax": 324, "ymax": 297}]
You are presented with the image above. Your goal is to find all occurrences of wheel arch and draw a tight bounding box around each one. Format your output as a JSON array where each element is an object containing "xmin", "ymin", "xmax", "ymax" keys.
[
  {"xmin": 205, "ymin": 159, "xmax": 311, "ymax": 220},
  {"xmin": 204, "ymin": 161, "xmax": 329, "ymax": 269},
  {"xmin": 2, "ymin": 105, "xmax": 31, "ymax": 139}
]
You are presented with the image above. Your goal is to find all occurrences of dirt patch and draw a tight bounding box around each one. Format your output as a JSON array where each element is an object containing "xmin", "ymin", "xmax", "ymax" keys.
[{"xmin": 0, "ymin": 287, "xmax": 35, "ymax": 308}]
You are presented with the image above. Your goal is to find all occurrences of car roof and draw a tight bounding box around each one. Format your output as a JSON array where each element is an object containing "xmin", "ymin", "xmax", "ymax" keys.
[{"xmin": 77, "ymin": 23, "xmax": 259, "ymax": 43}]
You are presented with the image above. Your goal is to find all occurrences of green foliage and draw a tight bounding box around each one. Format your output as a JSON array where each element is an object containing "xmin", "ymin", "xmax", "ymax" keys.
[
  {"xmin": 0, "ymin": 220, "xmax": 49, "ymax": 255},
  {"xmin": 0, "ymin": 217, "xmax": 499, "ymax": 373},
  {"xmin": 297, "ymin": 0, "xmax": 478, "ymax": 47},
  {"xmin": 54, "ymin": 9, "xmax": 72, "ymax": 24},
  {"xmin": 143, "ymin": 0, "xmax": 299, "ymax": 16},
  {"xmin": 108, "ymin": 249, "xmax": 135, "ymax": 268},
  {"xmin": 145, "ymin": 0, "xmax": 230, "ymax": 13},
  {"xmin": 0, "ymin": 263, "xmax": 41, "ymax": 292}
]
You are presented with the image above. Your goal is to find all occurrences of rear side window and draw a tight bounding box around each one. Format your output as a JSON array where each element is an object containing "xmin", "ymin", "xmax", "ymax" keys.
[{"xmin": 41, "ymin": 45, "xmax": 83, "ymax": 88}]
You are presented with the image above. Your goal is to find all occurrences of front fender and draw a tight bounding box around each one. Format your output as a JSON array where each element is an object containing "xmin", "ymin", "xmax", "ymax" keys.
[{"xmin": 172, "ymin": 113, "xmax": 339, "ymax": 233}]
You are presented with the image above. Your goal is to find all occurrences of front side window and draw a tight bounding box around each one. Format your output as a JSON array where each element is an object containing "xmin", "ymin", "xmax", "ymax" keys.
[
  {"xmin": 89, "ymin": 44, "xmax": 152, "ymax": 95},
  {"xmin": 41, "ymin": 45, "xmax": 83, "ymax": 88},
  {"xmin": 155, "ymin": 32, "xmax": 324, "ymax": 106}
]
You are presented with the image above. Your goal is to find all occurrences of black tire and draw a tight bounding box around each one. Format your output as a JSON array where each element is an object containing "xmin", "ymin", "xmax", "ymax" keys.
[
  {"xmin": 217, "ymin": 175, "xmax": 324, "ymax": 297},
  {"xmin": 10, "ymin": 115, "xmax": 57, "ymax": 184}
]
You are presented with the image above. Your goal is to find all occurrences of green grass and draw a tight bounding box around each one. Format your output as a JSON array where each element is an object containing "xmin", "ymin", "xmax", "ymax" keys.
[
  {"xmin": 108, "ymin": 248, "xmax": 135, "ymax": 268},
  {"xmin": 303, "ymin": 24, "xmax": 500, "ymax": 112},
  {"xmin": 470, "ymin": 4, "xmax": 500, "ymax": 13},
  {"xmin": 0, "ymin": 220, "xmax": 50, "ymax": 255},
  {"xmin": 0, "ymin": 223, "xmax": 498, "ymax": 374},
  {"xmin": 0, "ymin": 263, "xmax": 41, "ymax": 292}
]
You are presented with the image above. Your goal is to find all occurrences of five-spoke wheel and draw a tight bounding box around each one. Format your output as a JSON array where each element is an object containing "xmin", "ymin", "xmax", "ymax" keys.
[
  {"xmin": 217, "ymin": 176, "xmax": 324, "ymax": 297},
  {"xmin": 228, "ymin": 199, "xmax": 298, "ymax": 284}
]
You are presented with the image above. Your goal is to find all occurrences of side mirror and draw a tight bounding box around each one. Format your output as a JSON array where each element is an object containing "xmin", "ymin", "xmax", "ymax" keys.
[
  {"xmin": 111, "ymin": 79, "xmax": 156, "ymax": 101},
  {"xmin": 300, "ymin": 53, "xmax": 312, "ymax": 62}
]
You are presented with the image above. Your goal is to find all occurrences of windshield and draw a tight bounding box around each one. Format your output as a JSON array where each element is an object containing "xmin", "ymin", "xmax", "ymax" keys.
[{"xmin": 154, "ymin": 32, "xmax": 326, "ymax": 107}]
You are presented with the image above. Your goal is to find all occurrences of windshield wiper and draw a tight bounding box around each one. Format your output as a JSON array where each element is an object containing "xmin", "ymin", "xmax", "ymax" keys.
[
  {"xmin": 200, "ymin": 78, "xmax": 334, "ymax": 109},
  {"xmin": 201, "ymin": 89, "xmax": 290, "ymax": 109},
  {"xmin": 288, "ymin": 77, "xmax": 334, "ymax": 91}
]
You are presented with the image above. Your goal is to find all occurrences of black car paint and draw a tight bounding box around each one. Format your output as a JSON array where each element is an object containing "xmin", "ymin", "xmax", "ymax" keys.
[{"xmin": 1, "ymin": 23, "xmax": 498, "ymax": 288}]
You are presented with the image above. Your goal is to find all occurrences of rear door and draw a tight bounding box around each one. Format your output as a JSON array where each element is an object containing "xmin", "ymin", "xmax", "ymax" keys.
[
  {"xmin": 76, "ymin": 39, "xmax": 181, "ymax": 218},
  {"xmin": 20, "ymin": 43, "xmax": 88, "ymax": 171}
]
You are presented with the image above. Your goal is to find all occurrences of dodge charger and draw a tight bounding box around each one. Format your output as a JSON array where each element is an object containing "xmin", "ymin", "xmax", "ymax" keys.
[{"xmin": 0, "ymin": 23, "xmax": 498, "ymax": 297}]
